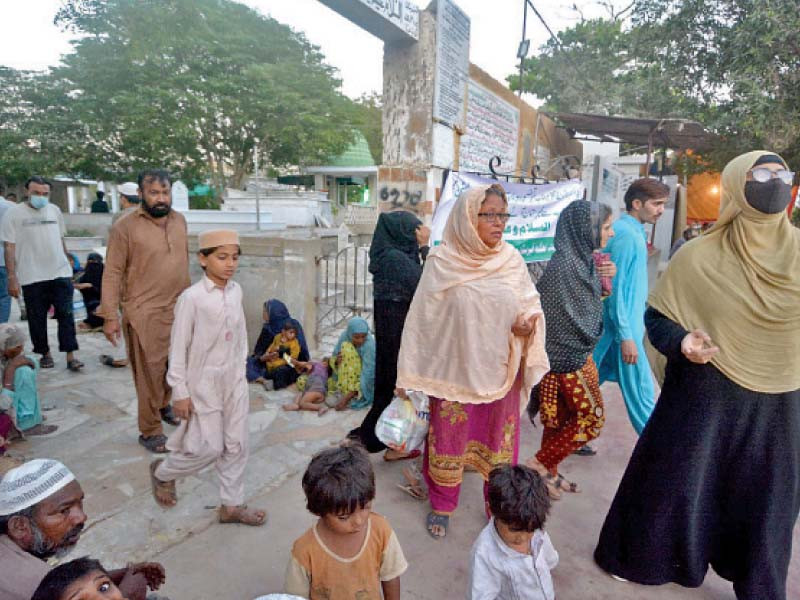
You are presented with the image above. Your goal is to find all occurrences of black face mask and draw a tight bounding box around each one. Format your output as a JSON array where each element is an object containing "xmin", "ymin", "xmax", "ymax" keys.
[
  {"xmin": 744, "ymin": 179, "xmax": 792, "ymax": 214},
  {"xmin": 143, "ymin": 201, "xmax": 171, "ymax": 218}
]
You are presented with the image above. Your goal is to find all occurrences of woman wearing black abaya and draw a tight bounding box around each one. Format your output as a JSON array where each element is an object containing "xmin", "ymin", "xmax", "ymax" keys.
[
  {"xmin": 594, "ymin": 151, "xmax": 800, "ymax": 600},
  {"xmin": 75, "ymin": 252, "xmax": 105, "ymax": 331},
  {"xmin": 348, "ymin": 210, "xmax": 429, "ymax": 458}
]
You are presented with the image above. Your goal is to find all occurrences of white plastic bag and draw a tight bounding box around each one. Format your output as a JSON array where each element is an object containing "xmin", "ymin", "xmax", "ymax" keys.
[{"xmin": 376, "ymin": 390, "xmax": 430, "ymax": 453}]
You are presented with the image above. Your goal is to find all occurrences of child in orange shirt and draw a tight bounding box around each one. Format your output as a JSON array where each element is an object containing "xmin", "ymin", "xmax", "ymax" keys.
[{"xmin": 284, "ymin": 445, "xmax": 407, "ymax": 600}]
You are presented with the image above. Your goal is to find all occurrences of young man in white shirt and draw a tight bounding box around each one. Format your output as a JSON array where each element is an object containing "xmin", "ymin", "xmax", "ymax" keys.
[{"xmin": 0, "ymin": 177, "xmax": 83, "ymax": 371}]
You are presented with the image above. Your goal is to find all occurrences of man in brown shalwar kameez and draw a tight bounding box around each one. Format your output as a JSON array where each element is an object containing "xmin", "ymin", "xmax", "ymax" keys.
[{"xmin": 98, "ymin": 169, "xmax": 190, "ymax": 453}]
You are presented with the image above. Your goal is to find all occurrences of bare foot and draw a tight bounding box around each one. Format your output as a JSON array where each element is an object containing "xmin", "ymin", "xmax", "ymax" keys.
[
  {"xmin": 318, "ymin": 405, "xmax": 330, "ymax": 417},
  {"xmin": 282, "ymin": 403, "xmax": 300, "ymax": 411}
]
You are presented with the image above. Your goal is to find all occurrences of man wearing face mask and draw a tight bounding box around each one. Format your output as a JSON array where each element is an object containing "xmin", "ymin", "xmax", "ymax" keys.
[
  {"xmin": 97, "ymin": 170, "xmax": 190, "ymax": 453},
  {"xmin": 0, "ymin": 176, "xmax": 83, "ymax": 370},
  {"xmin": 0, "ymin": 459, "xmax": 166, "ymax": 600}
]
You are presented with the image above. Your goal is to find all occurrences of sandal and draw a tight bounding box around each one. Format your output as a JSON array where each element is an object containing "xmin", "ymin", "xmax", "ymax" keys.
[
  {"xmin": 383, "ymin": 448, "xmax": 421, "ymax": 462},
  {"xmin": 39, "ymin": 355, "xmax": 54, "ymax": 369},
  {"xmin": 139, "ymin": 434, "xmax": 168, "ymax": 453},
  {"xmin": 426, "ymin": 511, "xmax": 449, "ymax": 539},
  {"xmin": 160, "ymin": 405, "xmax": 180, "ymax": 427},
  {"xmin": 67, "ymin": 359, "xmax": 84, "ymax": 372},
  {"xmin": 396, "ymin": 465, "xmax": 427, "ymax": 500},
  {"xmin": 100, "ymin": 355, "xmax": 127, "ymax": 368},
  {"xmin": 149, "ymin": 459, "xmax": 177, "ymax": 508},
  {"xmin": 541, "ymin": 473, "xmax": 563, "ymax": 500},
  {"xmin": 23, "ymin": 423, "xmax": 58, "ymax": 436},
  {"xmin": 553, "ymin": 473, "xmax": 580, "ymax": 494},
  {"xmin": 573, "ymin": 444, "xmax": 597, "ymax": 456},
  {"xmin": 219, "ymin": 504, "xmax": 267, "ymax": 526}
]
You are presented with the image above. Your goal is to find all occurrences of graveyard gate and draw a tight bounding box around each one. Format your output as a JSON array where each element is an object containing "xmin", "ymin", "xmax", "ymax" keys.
[{"xmin": 315, "ymin": 244, "xmax": 373, "ymax": 342}]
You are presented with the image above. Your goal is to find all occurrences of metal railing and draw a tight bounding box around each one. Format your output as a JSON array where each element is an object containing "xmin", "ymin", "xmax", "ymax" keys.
[{"xmin": 315, "ymin": 245, "xmax": 372, "ymax": 341}]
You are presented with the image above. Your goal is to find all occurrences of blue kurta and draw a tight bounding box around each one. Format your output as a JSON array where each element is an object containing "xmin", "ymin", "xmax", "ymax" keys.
[{"xmin": 593, "ymin": 214, "xmax": 654, "ymax": 434}]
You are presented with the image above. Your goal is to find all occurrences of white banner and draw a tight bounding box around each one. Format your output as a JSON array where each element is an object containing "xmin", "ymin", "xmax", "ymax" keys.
[{"xmin": 432, "ymin": 172, "xmax": 584, "ymax": 262}]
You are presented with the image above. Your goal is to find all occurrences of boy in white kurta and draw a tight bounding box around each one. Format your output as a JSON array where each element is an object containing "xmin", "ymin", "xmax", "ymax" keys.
[{"xmin": 150, "ymin": 229, "xmax": 266, "ymax": 526}]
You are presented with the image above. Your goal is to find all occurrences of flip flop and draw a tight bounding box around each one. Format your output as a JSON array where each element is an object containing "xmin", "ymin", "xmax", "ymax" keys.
[
  {"xmin": 426, "ymin": 511, "xmax": 449, "ymax": 539},
  {"xmin": 149, "ymin": 459, "xmax": 177, "ymax": 508},
  {"xmin": 160, "ymin": 406, "xmax": 180, "ymax": 427},
  {"xmin": 397, "ymin": 483, "xmax": 427, "ymax": 500},
  {"xmin": 67, "ymin": 359, "xmax": 84, "ymax": 372},
  {"xmin": 22, "ymin": 424, "xmax": 58, "ymax": 436},
  {"xmin": 554, "ymin": 473, "xmax": 580, "ymax": 493},
  {"xmin": 139, "ymin": 434, "xmax": 168, "ymax": 453},
  {"xmin": 219, "ymin": 504, "xmax": 267, "ymax": 526},
  {"xmin": 100, "ymin": 355, "xmax": 127, "ymax": 368},
  {"xmin": 573, "ymin": 444, "xmax": 597, "ymax": 456},
  {"xmin": 39, "ymin": 355, "xmax": 54, "ymax": 369},
  {"xmin": 383, "ymin": 448, "xmax": 421, "ymax": 462}
]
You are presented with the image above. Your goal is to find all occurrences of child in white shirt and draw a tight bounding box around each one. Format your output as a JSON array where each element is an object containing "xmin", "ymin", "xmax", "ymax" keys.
[{"xmin": 468, "ymin": 464, "xmax": 558, "ymax": 600}]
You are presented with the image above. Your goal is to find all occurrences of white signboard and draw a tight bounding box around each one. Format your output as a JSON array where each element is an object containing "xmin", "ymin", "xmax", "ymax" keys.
[
  {"xmin": 432, "ymin": 172, "xmax": 584, "ymax": 262},
  {"xmin": 433, "ymin": 0, "xmax": 470, "ymax": 129},
  {"xmin": 460, "ymin": 80, "xmax": 520, "ymax": 173},
  {"xmin": 318, "ymin": 0, "xmax": 419, "ymax": 41}
]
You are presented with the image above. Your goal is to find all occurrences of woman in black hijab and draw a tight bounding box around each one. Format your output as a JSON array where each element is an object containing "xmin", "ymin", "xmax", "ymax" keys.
[
  {"xmin": 526, "ymin": 200, "xmax": 616, "ymax": 497},
  {"xmin": 348, "ymin": 210, "xmax": 429, "ymax": 457},
  {"xmin": 75, "ymin": 252, "xmax": 105, "ymax": 331}
]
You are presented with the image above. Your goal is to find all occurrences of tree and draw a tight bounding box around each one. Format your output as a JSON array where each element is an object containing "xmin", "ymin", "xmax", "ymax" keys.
[
  {"xmin": 347, "ymin": 93, "xmax": 383, "ymax": 164},
  {"xmin": 50, "ymin": 0, "xmax": 357, "ymax": 191},
  {"xmin": 509, "ymin": 0, "xmax": 800, "ymax": 168}
]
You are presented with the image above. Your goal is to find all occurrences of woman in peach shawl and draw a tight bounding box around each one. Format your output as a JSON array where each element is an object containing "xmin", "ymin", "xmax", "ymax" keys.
[{"xmin": 396, "ymin": 183, "xmax": 549, "ymax": 538}]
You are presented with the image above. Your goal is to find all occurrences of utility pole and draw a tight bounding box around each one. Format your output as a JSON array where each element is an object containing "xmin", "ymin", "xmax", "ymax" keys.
[
  {"xmin": 253, "ymin": 138, "xmax": 261, "ymax": 231},
  {"xmin": 517, "ymin": 0, "xmax": 529, "ymax": 97}
]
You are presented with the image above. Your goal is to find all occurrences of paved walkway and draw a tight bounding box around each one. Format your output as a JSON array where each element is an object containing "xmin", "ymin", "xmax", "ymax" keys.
[{"xmin": 4, "ymin": 316, "xmax": 799, "ymax": 599}]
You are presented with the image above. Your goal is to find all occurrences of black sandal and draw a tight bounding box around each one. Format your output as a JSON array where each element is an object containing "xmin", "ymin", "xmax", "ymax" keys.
[
  {"xmin": 100, "ymin": 354, "xmax": 127, "ymax": 368},
  {"xmin": 39, "ymin": 355, "xmax": 54, "ymax": 369},
  {"xmin": 573, "ymin": 444, "xmax": 597, "ymax": 456},
  {"xmin": 67, "ymin": 359, "xmax": 84, "ymax": 372},
  {"xmin": 139, "ymin": 434, "xmax": 168, "ymax": 453},
  {"xmin": 426, "ymin": 511, "xmax": 449, "ymax": 539},
  {"xmin": 160, "ymin": 406, "xmax": 180, "ymax": 427},
  {"xmin": 554, "ymin": 473, "xmax": 580, "ymax": 493}
]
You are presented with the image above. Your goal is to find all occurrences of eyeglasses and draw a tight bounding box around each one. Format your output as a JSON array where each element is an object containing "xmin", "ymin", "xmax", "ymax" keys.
[
  {"xmin": 749, "ymin": 167, "xmax": 794, "ymax": 185},
  {"xmin": 477, "ymin": 212, "xmax": 511, "ymax": 224}
]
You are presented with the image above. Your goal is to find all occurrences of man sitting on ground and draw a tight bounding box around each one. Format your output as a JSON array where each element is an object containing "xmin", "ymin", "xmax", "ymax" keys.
[{"xmin": 0, "ymin": 459, "xmax": 166, "ymax": 600}]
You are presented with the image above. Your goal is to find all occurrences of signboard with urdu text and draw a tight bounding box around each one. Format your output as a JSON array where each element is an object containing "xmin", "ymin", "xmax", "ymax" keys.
[{"xmin": 432, "ymin": 172, "xmax": 584, "ymax": 262}]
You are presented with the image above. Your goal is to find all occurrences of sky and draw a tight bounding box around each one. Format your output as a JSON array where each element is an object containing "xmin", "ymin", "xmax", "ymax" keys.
[{"xmin": 0, "ymin": 0, "xmax": 617, "ymax": 100}]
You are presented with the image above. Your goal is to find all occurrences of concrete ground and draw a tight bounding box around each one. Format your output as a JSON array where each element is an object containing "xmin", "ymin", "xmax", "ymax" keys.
[{"xmin": 5, "ymin": 314, "xmax": 799, "ymax": 599}]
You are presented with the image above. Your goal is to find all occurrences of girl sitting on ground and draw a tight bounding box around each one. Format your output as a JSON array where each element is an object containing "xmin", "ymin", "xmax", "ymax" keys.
[
  {"xmin": 282, "ymin": 358, "xmax": 332, "ymax": 416},
  {"xmin": 328, "ymin": 317, "xmax": 375, "ymax": 411}
]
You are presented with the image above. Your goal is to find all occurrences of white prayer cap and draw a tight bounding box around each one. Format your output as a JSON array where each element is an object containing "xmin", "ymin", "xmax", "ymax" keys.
[
  {"xmin": 117, "ymin": 182, "xmax": 139, "ymax": 196},
  {"xmin": 0, "ymin": 459, "xmax": 76, "ymax": 516}
]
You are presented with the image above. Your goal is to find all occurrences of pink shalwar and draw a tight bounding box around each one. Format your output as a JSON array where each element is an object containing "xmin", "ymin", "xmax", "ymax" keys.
[{"xmin": 155, "ymin": 276, "xmax": 250, "ymax": 506}]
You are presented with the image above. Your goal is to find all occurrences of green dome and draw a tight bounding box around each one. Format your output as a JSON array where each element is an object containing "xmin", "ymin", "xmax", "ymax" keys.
[{"xmin": 328, "ymin": 131, "xmax": 375, "ymax": 167}]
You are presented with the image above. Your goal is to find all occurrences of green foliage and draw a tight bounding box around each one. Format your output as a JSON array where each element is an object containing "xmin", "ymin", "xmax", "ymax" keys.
[
  {"xmin": 189, "ymin": 195, "xmax": 220, "ymax": 210},
  {"xmin": 509, "ymin": 0, "xmax": 800, "ymax": 169},
  {"xmin": 347, "ymin": 93, "xmax": 383, "ymax": 164},
  {"xmin": 792, "ymin": 206, "xmax": 800, "ymax": 229},
  {"xmin": 2, "ymin": 0, "xmax": 358, "ymax": 191}
]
